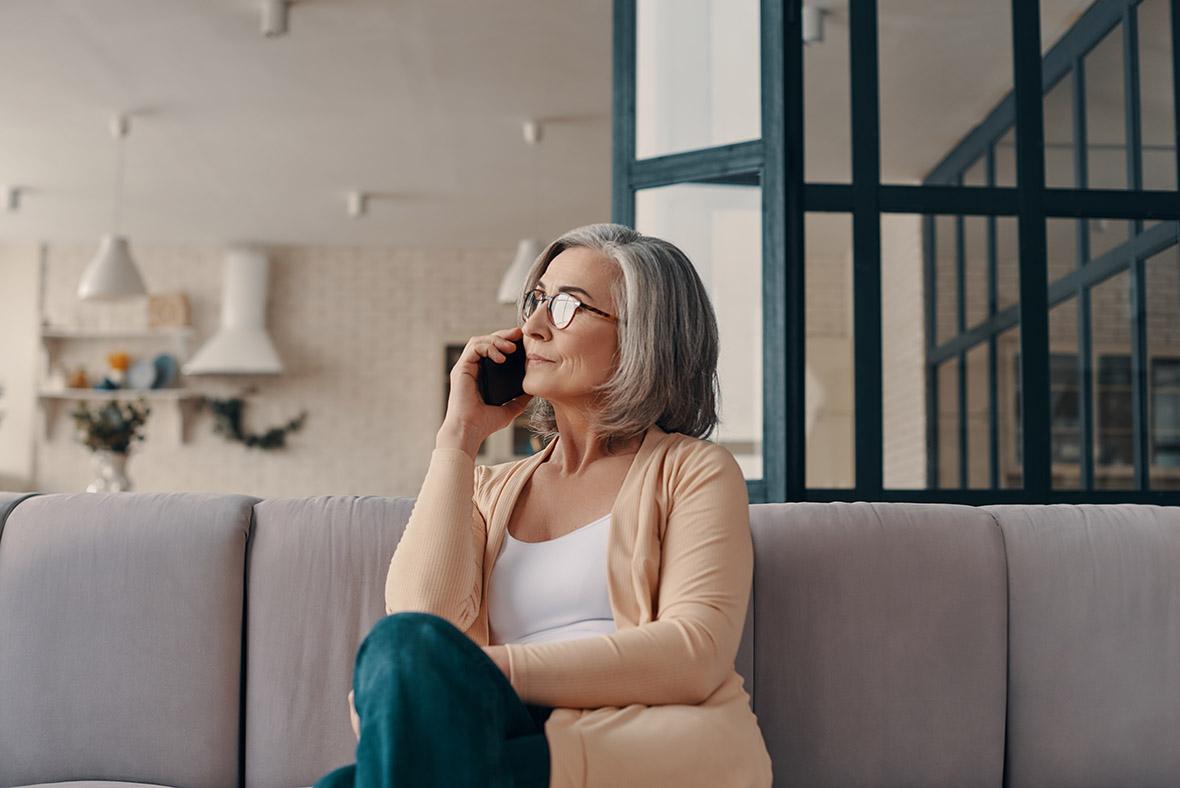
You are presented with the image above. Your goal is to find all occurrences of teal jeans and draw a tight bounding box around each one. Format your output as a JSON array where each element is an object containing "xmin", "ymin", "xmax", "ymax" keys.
[{"xmin": 313, "ymin": 612, "xmax": 553, "ymax": 788}]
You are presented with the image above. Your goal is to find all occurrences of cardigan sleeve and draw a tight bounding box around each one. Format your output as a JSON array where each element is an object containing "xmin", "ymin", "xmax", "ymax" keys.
[
  {"xmin": 503, "ymin": 442, "xmax": 752, "ymax": 708},
  {"xmin": 384, "ymin": 448, "xmax": 487, "ymax": 633}
]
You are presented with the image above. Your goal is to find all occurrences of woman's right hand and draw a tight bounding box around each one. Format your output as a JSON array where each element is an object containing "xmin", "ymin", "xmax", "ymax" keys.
[{"xmin": 439, "ymin": 326, "xmax": 533, "ymax": 453}]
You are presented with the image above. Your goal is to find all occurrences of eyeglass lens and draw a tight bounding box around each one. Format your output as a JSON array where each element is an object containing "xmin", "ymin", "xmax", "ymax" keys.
[{"xmin": 524, "ymin": 291, "xmax": 579, "ymax": 329}]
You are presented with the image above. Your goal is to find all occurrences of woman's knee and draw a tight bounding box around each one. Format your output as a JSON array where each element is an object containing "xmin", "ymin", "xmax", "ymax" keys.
[{"xmin": 360, "ymin": 611, "xmax": 468, "ymax": 660}]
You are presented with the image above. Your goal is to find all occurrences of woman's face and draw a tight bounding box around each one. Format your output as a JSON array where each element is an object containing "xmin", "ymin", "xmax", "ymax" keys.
[{"xmin": 520, "ymin": 246, "xmax": 622, "ymax": 407}]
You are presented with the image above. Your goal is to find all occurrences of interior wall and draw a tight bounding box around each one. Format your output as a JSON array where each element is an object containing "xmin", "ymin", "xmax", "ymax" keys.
[
  {"xmin": 28, "ymin": 243, "xmax": 520, "ymax": 497},
  {"xmin": 0, "ymin": 244, "xmax": 40, "ymax": 492}
]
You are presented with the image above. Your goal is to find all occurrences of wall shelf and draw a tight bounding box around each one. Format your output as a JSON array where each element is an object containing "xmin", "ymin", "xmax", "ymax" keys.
[
  {"xmin": 37, "ymin": 388, "xmax": 206, "ymax": 444},
  {"xmin": 36, "ymin": 325, "xmax": 202, "ymax": 444},
  {"xmin": 40, "ymin": 326, "xmax": 195, "ymax": 340}
]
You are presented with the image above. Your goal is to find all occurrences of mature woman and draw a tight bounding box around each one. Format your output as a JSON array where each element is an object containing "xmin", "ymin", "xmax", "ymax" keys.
[{"xmin": 314, "ymin": 223, "xmax": 773, "ymax": 788}]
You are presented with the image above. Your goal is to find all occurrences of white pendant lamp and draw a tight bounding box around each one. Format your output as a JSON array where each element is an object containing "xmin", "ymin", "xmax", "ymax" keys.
[
  {"xmin": 78, "ymin": 113, "xmax": 148, "ymax": 301},
  {"xmin": 498, "ymin": 119, "xmax": 544, "ymax": 305},
  {"xmin": 498, "ymin": 238, "xmax": 541, "ymax": 304},
  {"xmin": 182, "ymin": 248, "xmax": 283, "ymax": 375}
]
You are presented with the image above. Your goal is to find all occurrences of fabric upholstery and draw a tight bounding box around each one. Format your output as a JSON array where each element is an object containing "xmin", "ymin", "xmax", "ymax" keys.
[
  {"xmin": 243, "ymin": 495, "xmax": 413, "ymax": 788},
  {"xmin": 985, "ymin": 504, "xmax": 1180, "ymax": 788},
  {"xmin": 0, "ymin": 491, "xmax": 256, "ymax": 788},
  {"xmin": 749, "ymin": 501, "xmax": 1008, "ymax": 788}
]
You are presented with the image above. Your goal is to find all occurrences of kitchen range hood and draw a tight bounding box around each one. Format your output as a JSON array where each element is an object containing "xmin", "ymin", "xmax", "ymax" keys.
[{"xmin": 182, "ymin": 248, "xmax": 283, "ymax": 376}]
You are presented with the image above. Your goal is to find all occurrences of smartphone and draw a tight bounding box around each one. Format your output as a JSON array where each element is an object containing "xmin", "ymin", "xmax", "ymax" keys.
[{"xmin": 477, "ymin": 339, "xmax": 527, "ymax": 406}]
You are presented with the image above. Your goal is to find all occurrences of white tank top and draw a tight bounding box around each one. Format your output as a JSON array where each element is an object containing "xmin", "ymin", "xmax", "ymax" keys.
[{"xmin": 488, "ymin": 513, "xmax": 618, "ymax": 646}]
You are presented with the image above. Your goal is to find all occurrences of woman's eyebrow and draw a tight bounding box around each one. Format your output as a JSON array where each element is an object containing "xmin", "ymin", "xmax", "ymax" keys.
[{"xmin": 536, "ymin": 281, "xmax": 595, "ymax": 301}]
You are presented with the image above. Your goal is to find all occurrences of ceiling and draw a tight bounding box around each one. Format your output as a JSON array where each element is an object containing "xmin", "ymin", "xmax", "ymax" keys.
[
  {"xmin": 0, "ymin": 0, "xmax": 1131, "ymax": 251},
  {"xmin": 0, "ymin": 0, "xmax": 612, "ymax": 248}
]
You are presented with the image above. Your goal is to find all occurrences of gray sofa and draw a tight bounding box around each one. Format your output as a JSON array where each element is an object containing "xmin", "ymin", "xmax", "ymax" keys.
[{"xmin": 0, "ymin": 490, "xmax": 1177, "ymax": 788}]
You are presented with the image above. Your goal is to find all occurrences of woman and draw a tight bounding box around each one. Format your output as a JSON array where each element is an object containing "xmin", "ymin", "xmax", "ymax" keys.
[{"xmin": 315, "ymin": 223, "xmax": 773, "ymax": 788}]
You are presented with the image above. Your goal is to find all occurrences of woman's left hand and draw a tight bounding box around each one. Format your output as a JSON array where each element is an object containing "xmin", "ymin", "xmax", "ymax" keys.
[{"xmin": 482, "ymin": 644, "xmax": 510, "ymax": 680}]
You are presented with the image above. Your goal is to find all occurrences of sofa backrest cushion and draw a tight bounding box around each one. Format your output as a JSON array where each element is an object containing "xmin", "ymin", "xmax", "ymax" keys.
[
  {"xmin": 985, "ymin": 503, "xmax": 1180, "ymax": 787},
  {"xmin": 243, "ymin": 495, "xmax": 413, "ymax": 788},
  {"xmin": 749, "ymin": 501, "xmax": 1008, "ymax": 788},
  {"xmin": 0, "ymin": 492, "xmax": 36, "ymax": 539},
  {"xmin": 0, "ymin": 491, "xmax": 256, "ymax": 788}
]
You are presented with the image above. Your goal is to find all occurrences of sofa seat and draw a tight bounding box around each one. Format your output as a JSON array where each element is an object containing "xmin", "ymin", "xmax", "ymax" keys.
[{"xmin": 13, "ymin": 783, "xmax": 179, "ymax": 788}]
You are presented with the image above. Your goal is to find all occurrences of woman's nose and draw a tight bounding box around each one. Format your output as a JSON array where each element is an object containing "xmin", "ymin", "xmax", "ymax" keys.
[{"xmin": 522, "ymin": 300, "xmax": 550, "ymax": 335}]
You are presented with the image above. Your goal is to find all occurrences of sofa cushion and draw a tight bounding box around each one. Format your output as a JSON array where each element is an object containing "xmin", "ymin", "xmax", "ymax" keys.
[
  {"xmin": 0, "ymin": 491, "xmax": 37, "ymax": 538},
  {"xmin": 243, "ymin": 495, "xmax": 414, "ymax": 788},
  {"xmin": 749, "ymin": 501, "xmax": 1008, "ymax": 788},
  {"xmin": 985, "ymin": 503, "xmax": 1180, "ymax": 788},
  {"xmin": 12, "ymin": 782, "xmax": 179, "ymax": 787},
  {"xmin": 0, "ymin": 491, "xmax": 256, "ymax": 788}
]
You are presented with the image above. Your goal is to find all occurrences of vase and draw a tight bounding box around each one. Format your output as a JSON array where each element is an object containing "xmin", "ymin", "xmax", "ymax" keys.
[{"xmin": 86, "ymin": 449, "xmax": 133, "ymax": 493}]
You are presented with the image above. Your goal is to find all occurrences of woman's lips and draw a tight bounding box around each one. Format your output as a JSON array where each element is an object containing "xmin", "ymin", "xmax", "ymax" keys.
[{"xmin": 527, "ymin": 357, "xmax": 553, "ymax": 364}]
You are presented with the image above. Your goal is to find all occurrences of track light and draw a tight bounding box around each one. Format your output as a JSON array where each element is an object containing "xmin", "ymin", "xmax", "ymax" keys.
[
  {"xmin": 803, "ymin": 4, "xmax": 825, "ymax": 44},
  {"xmin": 347, "ymin": 191, "xmax": 367, "ymax": 218},
  {"xmin": 262, "ymin": 0, "xmax": 289, "ymax": 37}
]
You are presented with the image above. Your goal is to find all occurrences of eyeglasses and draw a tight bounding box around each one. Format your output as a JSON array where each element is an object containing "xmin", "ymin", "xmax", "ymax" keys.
[{"xmin": 521, "ymin": 288, "xmax": 617, "ymax": 330}]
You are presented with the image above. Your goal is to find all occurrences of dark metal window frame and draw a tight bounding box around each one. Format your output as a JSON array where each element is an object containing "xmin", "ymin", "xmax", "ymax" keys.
[{"xmin": 613, "ymin": 0, "xmax": 1180, "ymax": 505}]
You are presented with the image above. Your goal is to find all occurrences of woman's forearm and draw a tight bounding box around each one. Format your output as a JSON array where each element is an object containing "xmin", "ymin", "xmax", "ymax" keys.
[
  {"xmin": 383, "ymin": 442, "xmax": 488, "ymax": 630},
  {"xmin": 435, "ymin": 421, "xmax": 482, "ymax": 461}
]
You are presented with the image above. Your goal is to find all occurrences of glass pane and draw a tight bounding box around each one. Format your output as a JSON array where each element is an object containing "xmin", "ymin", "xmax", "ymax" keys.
[
  {"xmin": 997, "ymin": 211, "xmax": 1020, "ymax": 310},
  {"xmin": 964, "ymin": 216, "xmax": 989, "ymax": 328},
  {"xmin": 937, "ymin": 358, "xmax": 961, "ymax": 488},
  {"xmin": 1091, "ymin": 270, "xmax": 1134, "ymax": 488},
  {"xmin": 884, "ymin": 215, "xmax": 1021, "ymax": 490},
  {"xmin": 879, "ymin": 4, "xmax": 1012, "ymax": 184},
  {"xmin": 635, "ymin": 0, "xmax": 760, "ymax": 159},
  {"xmin": 634, "ymin": 181, "xmax": 762, "ymax": 478},
  {"xmin": 1049, "ymin": 298, "xmax": 1082, "ymax": 489},
  {"xmin": 1089, "ymin": 218, "xmax": 1132, "ymax": 262},
  {"xmin": 995, "ymin": 128, "xmax": 1016, "ymax": 188},
  {"xmin": 1146, "ymin": 242, "xmax": 1180, "ymax": 488},
  {"xmin": 805, "ymin": 213, "xmax": 854, "ymax": 488},
  {"xmin": 965, "ymin": 342, "xmax": 991, "ymax": 488},
  {"xmin": 1138, "ymin": 0, "xmax": 1178, "ymax": 191},
  {"xmin": 1000, "ymin": 324, "xmax": 1023, "ymax": 489},
  {"xmin": 1044, "ymin": 73, "xmax": 1076, "ymax": 188},
  {"xmin": 962, "ymin": 155, "xmax": 987, "ymax": 187},
  {"xmin": 935, "ymin": 215, "xmax": 958, "ymax": 344},
  {"xmin": 805, "ymin": 0, "xmax": 850, "ymax": 182},
  {"xmin": 1047, "ymin": 217, "xmax": 1079, "ymax": 284},
  {"xmin": 1085, "ymin": 23, "xmax": 1127, "ymax": 190},
  {"xmin": 882, "ymin": 214, "xmax": 928, "ymax": 489}
]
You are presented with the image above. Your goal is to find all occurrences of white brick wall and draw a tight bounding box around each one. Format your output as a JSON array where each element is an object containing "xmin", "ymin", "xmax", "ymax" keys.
[{"xmin": 30, "ymin": 242, "xmax": 520, "ymax": 497}]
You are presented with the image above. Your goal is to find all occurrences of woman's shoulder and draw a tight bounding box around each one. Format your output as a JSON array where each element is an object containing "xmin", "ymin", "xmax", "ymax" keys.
[{"xmin": 659, "ymin": 430, "xmax": 741, "ymax": 467}]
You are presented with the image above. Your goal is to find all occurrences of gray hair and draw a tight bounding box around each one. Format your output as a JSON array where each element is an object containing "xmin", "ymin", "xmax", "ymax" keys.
[{"xmin": 516, "ymin": 222, "xmax": 720, "ymax": 455}]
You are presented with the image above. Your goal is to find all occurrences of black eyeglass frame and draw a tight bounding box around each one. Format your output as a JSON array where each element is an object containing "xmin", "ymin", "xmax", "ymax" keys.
[{"xmin": 520, "ymin": 288, "xmax": 618, "ymax": 329}]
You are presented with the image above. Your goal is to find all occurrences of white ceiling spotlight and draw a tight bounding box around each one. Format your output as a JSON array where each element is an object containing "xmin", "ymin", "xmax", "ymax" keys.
[
  {"xmin": 261, "ymin": 0, "xmax": 290, "ymax": 37},
  {"xmin": 347, "ymin": 191, "xmax": 368, "ymax": 218},
  {"xmin": 77, "ymin": 112, "xmax": 148, "ymax": 302},
  {"xmin": 803, "ymin": 3, "xmax": 826, "ymax": 45},
  {"xmin": 498, "ymin": 119, "xmax": 544, "ymax": 304},
  {"xmin": 3, "ymin": 185, "xmax": 20, "ymax": 212}
]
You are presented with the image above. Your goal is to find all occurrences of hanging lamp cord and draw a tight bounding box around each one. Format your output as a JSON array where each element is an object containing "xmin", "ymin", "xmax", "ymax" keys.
[{"xmin": 112, "ymin": 126, "xmax": 126, "ymax": 234}]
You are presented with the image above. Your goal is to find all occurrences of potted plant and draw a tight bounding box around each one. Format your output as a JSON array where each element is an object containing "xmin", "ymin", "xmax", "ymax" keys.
[{"xmin": 70, "ymin": 398, "xmax": 151, "ymax": 492}]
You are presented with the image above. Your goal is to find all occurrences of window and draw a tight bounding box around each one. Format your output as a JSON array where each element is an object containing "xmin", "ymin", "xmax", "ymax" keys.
[
  {"xmin": 1152, "ymin": 359, "xmax": 1180, "ymax": 467},
  {"xmin": 1096, "ymin": 355, "xmax": 1133, "ymax": 466},
  {"xmin": 615, "ymin": 0, "xmax": 1180, "ymax": 502},
  {"xmin": 1014, "ymin": 353, "xmax": 1081, "ymax": 465}
]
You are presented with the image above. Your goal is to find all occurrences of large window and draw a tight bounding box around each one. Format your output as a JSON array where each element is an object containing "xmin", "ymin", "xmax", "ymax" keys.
[{"xmin": 615, "ymin": 0, "xmax": 1180, "ymax": 503}]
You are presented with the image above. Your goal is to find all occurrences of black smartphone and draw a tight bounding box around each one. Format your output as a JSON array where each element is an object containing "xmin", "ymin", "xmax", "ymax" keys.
[{"xmin": 477, "ymin": 339, "xmax": 527, "ymax": 406}]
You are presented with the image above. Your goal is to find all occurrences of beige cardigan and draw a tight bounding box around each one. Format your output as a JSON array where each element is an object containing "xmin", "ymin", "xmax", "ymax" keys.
[{"xmin": 385, "ymin": 423, "xmax": 774, "ymax": 787}]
